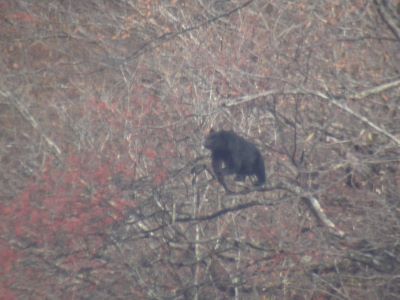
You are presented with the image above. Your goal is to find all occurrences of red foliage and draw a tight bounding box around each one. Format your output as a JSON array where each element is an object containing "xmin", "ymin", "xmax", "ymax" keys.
[
  {"xmin": 0, "ymin": 152, "xmax": 138, "ymax": 289},
  {"xmin": 6, "ymin": 12, "xmax": 37, "ymax": 23},
  {"xmin": 110, "ymin": 198, "xmax": 137, "ymax": 216},
  {"xmin": 0, "ymin": 286, "xmax": 16, "ymax": 300},
  {"xmin": 154, "ymin": 169, "xmax": 168, "ymax": 185},
  {"xmin": 0, "ymin": 3, "xmax": 10, "ymax": 10},
  {"xmin": 0, "ymin": 243, "xmax": 19, "ymax": 274},
  {"xmin": 114, "ymin": 161, "xmax": 136, "ymax": 178},
  {"xmin": 0, "ymin": 243, "xmax": 18, "ymax": 299},
  {"xmin": 144, "ymin": 148, "xmax": 157, "ymax": 160},
  {"xmin": 93, "ymin": 165, "xmax": 111, "ymax": 185}
]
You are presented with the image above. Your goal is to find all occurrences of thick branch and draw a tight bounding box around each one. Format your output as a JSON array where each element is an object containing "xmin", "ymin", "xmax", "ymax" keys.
[
  {"xmin": 277, "ymin": 182, "xmax": 346, "ymax": 237},
  {"xmin": 176, "ymin": 200, "xmax": 267, "ymax": 223},
  {"xmin": 223, "ymin": 79, "xmax": 400, "ymax": 146},
  {"xmin": 306, "ymin": 196, "xmax": 345, "ymax": 237},
  {"xmin": 347, "ymin": 78, "xmax": 400, "ymax": 100},
  {"xmin": 303, "ymin": 87, "xmax": 400, "ymax": 145}
]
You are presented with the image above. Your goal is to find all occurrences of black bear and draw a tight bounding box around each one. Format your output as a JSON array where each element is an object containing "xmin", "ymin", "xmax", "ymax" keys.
[{"xmin": 204, "ymin": 129, "xmax": 266, "ymax": 191}]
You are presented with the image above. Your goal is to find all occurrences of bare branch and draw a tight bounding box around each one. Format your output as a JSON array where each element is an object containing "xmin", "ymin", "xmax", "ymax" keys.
[
  {"xmin": 0, "ymin": 89, "xmax": 62, "ymax": 158},
  {"xmin": 348, "ymin": 78, "xmax": 400, "ymax": 100},
  {"xmin": 125, "ymin": 0, "xmax": 255, "ymax": 62},
  {"xmin": 223, "ymin": 80, "xmax": 400, "ymax": 145},
  {"xmin": 278, "ymin": 182, "xmax": 345, "ymax": 237},
  {"xmin": 374, "ymin": 0, "xmax": 400, "ymax": 41},
  {"xmin": 306, "ymin": 196, "xmax": 345, "ymax": 237},
  {"xmin": 302, "ymin": 87, "xmax": 400, "ymax": 146}
]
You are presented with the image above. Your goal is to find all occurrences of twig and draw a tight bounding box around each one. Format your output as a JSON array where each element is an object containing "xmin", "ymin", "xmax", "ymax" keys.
[
  {"xmin": 374, "ymin": 0, "xmax": 400, "ymax": 41},
  {"xmin": 223, "ymin": 79, "xmax": 400, "ymax": 146},
  {"xmin": 347, "ymin": 78, "xmax": 400, "ymax": 100},
  {"xmin": 280, "ymin": 183, "xmax": 345, "ymax": 237},
  {"xmin": 125, "ymin": 0, "xmax": 255, "ymax": 61},
  {"xmin": 302, "ymin": 87, "xmax": 400, "ymax": 146},
  {"xmin": 0, "ymin": 89, "xmax": 62, "ymax": 158}
]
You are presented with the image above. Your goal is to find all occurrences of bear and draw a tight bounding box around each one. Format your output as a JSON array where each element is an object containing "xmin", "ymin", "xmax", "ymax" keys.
[{"xmin": 204, "ymin": 129, "xmax": 266, "ymax": 191}]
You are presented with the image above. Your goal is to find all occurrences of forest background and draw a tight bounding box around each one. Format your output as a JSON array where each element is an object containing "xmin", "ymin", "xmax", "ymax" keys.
[{"xmin": 1, "ymin": 0, "xmax": 400, "ymax": 299}]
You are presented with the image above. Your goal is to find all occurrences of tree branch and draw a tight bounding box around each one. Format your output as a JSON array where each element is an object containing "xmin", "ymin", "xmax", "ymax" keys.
[
  {"xmin": 374, "ymin": 0, "xmax": 400, "ymax": 41},
  {"xmin": 223, "ymin": 79, "xmax": 400, "ymax": 146},
  {"xmin": 348, "ymin": 78, "xmax": 400, "ymax": 100},
  {"xmin": 0, "ymin": 89, "xmax": 62, "ymax": 159},
  {"xmin": 302, "ymin": 86, "xmax": 400, "ymax": 146},
  {"xmin": 125, "ymin": 0, "xmax": 255, "ymax": 62}
]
